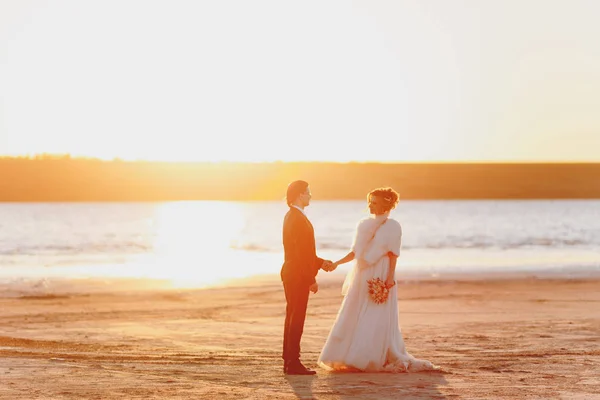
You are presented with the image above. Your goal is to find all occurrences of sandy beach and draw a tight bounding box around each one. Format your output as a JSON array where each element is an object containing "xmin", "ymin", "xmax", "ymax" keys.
[{"xmin": 1, "ymin": 277, "xmax": 599, "ymax": 399}]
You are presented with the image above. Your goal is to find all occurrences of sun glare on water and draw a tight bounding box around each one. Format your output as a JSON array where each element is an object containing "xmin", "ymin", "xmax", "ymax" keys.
[{"xmin": 144, "ymin": 201, "xmax": 248, "ymax": 288}]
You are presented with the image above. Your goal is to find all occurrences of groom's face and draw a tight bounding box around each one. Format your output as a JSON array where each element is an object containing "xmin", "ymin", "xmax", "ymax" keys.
[{"xmin": 299, "ymin": 187, "xmax": 312, "ymax": 207}]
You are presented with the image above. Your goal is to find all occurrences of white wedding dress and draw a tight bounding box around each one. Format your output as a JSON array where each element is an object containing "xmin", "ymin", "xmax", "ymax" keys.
[{"xmin": 318, "ymin": 213, "xmax": 439, "ymax": 372}]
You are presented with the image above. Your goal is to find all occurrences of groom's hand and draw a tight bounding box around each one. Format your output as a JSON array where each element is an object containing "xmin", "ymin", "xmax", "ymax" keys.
[{"xmin": 309, "ymin": 282, "xmax": 319, "ymax": 294}]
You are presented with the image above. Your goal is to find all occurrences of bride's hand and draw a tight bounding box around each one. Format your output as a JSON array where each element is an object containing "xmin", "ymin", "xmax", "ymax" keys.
[{"xmin": 385, "ymin": 276, "xmax": 396, "ymax": 288}]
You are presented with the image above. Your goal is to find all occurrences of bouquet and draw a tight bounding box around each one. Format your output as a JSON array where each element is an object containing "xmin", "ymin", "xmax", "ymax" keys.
[{"xmin": 367, "ymin": 277, "xmax": 390, "ymax": 304}]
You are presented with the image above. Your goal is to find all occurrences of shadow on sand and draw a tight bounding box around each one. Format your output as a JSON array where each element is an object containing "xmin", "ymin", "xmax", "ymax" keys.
[{"xmin": 286, "ymin": 371, "xmax": 448, "ymax": 400}]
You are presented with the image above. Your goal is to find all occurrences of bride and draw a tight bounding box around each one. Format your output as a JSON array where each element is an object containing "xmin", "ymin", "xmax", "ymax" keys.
[{"xmin": 318, "ymin": 187, "xmax": 439, "ymax": 372}]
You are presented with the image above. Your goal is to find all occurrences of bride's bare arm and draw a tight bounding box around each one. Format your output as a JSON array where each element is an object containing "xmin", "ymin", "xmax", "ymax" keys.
[
  {"xmin": 332, "ymin": 252, "xmax": 355, "ymax": 269},
  {"xmin": 385, "ymin": 252, "xmax": 398, "ymax": 287}
]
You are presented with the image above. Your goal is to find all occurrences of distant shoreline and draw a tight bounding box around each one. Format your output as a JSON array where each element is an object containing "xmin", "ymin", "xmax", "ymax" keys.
[{"xmin": 2, "ymin": 159, "xmax": 599, "ymax": 201}]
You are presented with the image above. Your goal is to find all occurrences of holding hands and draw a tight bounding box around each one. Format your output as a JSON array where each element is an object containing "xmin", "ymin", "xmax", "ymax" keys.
[{"xmin": 321, "ymin": 260, "xmax": 337, "ymax": 272}]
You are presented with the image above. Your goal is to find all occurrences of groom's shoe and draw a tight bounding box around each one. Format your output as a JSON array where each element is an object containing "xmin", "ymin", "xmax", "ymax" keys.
[{"xmin": 286, "ymin": 361, "xmax": 317, "ymax": 375}]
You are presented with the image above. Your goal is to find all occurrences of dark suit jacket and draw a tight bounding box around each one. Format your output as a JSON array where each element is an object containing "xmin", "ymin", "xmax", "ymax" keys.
[{"xmin": 280, "ymin": 207, "xmax": 324, "ymax": 286}]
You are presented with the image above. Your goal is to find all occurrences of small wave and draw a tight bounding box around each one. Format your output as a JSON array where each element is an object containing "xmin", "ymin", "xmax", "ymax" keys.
[
  {"xmin": 229, "ymin": 244, "xmax": 278, "ymax": 252},
  {"xmin": 230, "ymin": 242, "xmax": 351, "ymax": 252},
  {"xmin": 318, "ymin": 243, "xmax": 351, "ymax": 251},
  {"xmin": 229, "ymin": 238, "xmax": 594, "ymax": 254},
  {"xmin": 0, "ymin": 242, "xmax": 153, "ymax": 256},
  {"xmin": 1, "ymin": 262, "xmax": 599, "ymax": 297},
  {"xmin": 0, "ymin": 278, "xmax": 52, "ymax": 298},
  {"xmin": 407, "ymin": 238, "xmax": 591, "ymax": 251},
  {"xmin": 1, "ymin": 236, "xmax": 592, "ymax": 260}
]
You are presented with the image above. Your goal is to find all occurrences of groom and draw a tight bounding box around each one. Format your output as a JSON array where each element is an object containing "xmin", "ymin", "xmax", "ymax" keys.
[{"xmin": 281, "ymin": 180, "xmax": 332, "ymax": 375}]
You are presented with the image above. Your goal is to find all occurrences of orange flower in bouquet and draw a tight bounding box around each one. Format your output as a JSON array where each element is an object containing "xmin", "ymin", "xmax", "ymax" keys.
[{"xmin": 367, "ymin": 277, "xmax": 390, "ymax": 304}]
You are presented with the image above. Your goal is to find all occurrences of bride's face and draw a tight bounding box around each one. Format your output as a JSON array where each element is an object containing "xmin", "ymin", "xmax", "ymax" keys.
[{"xmin": 368, "ymin": 195, "xmax": 387, "ymax": 215}]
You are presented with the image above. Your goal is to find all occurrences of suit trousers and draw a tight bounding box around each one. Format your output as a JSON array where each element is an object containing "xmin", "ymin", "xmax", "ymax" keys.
[{"xmin": 282, "ymin": 281, "xmax": 310, "ymax": 363}]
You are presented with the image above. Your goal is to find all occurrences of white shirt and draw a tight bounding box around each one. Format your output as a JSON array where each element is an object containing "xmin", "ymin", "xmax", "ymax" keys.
[{"xmin": 292, "ymin": 205, "xmax": 307, "ymax": 217}]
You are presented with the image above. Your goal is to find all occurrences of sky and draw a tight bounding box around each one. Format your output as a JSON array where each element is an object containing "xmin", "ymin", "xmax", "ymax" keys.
[{"xmin": 1, "ymin": 0, "xmax": 599, "ymax": 162}]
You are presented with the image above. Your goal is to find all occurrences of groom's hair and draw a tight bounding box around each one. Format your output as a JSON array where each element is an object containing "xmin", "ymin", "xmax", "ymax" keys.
[
  {"xmin": 286, "ymin": 180, "xmax": 309, "ymax": 206},
  {"xmin": 368, "ymin": 187, "xmax": 400, "ymax": 211}
]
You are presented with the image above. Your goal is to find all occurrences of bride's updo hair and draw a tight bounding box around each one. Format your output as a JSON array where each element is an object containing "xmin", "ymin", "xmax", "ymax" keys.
[{"xmin": 368, "ymin": 187, "xmax": 400, "ymax": 212}]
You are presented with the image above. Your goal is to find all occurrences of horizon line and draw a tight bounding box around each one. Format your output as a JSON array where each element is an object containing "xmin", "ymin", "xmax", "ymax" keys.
[{"xmin": 1, "ymin": 154, "xmax": 600, "ymax": 165}]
